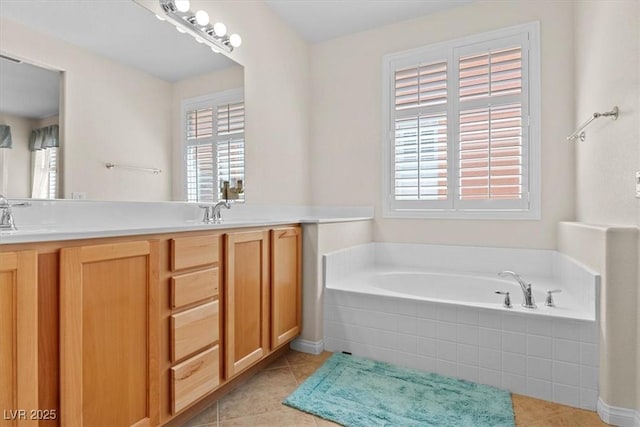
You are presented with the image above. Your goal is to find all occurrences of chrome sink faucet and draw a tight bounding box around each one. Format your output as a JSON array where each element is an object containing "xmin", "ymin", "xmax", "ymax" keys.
[
  {"xmin": 498, "ymin": 270, "xmax": 537, "ymax": 308},
  {"xmin": 199, "ymin": 200, "xmax": 231, "ymax": 224},
  {"xmin": 0, "ymin": 195, "xmax": 30, "ymax": 231}
]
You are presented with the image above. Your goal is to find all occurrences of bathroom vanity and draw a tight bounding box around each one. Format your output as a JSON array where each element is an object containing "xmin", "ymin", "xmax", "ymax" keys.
[{"xmin": 0, "ymin": 223, "xmax": 302, "ymax": 426}]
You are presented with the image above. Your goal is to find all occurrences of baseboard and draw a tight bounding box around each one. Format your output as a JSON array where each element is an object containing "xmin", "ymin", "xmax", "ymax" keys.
[
  {"xmin": 597, "ymin": 397, "xmax": 640, "ymax": 427},
  {"xmin": 290, "ymin": 338, "xmax": 324, "ymax": 355}
]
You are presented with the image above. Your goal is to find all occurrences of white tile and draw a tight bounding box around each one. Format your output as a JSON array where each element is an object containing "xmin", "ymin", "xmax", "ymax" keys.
[
  {"xmin": 457, "ymin": 364, "xmax": 479, "ymax": 383},
  {"xmin": 526, "ymin": 356, "xmax": 552, "ymax": 381},
  {"xmin": 502, "ymin": 314, "xmax": 527, "ymax": 333},
  {"xmin": 394, "ymin": 299, "xmax": 418, "ymax": 317},
  {"xmin": 579, "ymin": 321, "xmax": 599, "ymax": 344},
  {"xmin": 502, "ymin": 352, "xmax": 526, "ymax": 375},
  {"xmin": 436, "ymin": 305, "xmax": 458, "ymax": 322},
  {"xmin": 479, "ymin": 348, "xmax": 502, "ymax": 371},
  {"xmin": 457, "ymin": 308, "xmax": 479, "ymax": 326},
  {"xmin": 457, "ymin": 325, "xmax": 479, "ymax": 346},
  {"xmin": 526, "ymin": 378, "xmax": 552, "ymax": 401},
  {"xmin": 395, "ymin": 352, "xmax": 436, "ymax": 373},
  {"xmin": 552, "ymin": 383, "xmax": 581, "ymax": 407},
  {"xmin": 398, "ymin": 315, "xmax": 418, "ymax": 335},
  {"xmin": 324, "ymin": 337, "xmax": 350, "ymax": 352},
  {"xmin": 436, "ymin": 359, "xmax": 458, "ymax": 378},
  {"xmin": 457, "ymin": 344, "xmax": 478, "ymax": 366},
  {"xmin": 502, "ymin": 331, "xmax": 526, "ymax": 354},
  {"xmin": 502, "ymin": 373, "xmax": 527, "ymax": 394},
  {"xmin": 436, "ymin": 321, "xmax": 457, "ymax": 342},
  {"xmin": 416, "ymin": 302, "xmax": 439, "ymax": 320},
  {"xmin": 580, "ymin": 342, "xmax": 599, "ymax": 367},
  {"xmin": 580, "ymin": 389, "xmax": 598, "ymax": 411},
  {"xmin": 554, "ymin": 339, "xmax": 581, "ymax": 363},
  {"xmin": 436, "ymin": 340, "xmax": 457, "ymax": 362},
  {"xmin": 417, "ymin": 337, "xmax": 437, "ymax": 358},
  {"xmin": 478, "ymin": 327, "xmax": 502, "ymax": 350},
  {"xmin": 397, "ymin": 333, "xmax": 417, "ymax": 354},
  {"xmin": 479, "ymin": 311, "xmax": 502, "ymax": 329},
  {"xmin": 553, "ymin": 361, "xmax": 580, "ymax": 387},
  {"xmin": 552, "ymin": 319, "xmax": 582, "ymax": 340},
  {"xmin": 416, "ymin": 318, "xmax": 437, "ymax": 338},
  {"xmin": 580, "ymin": 366, "xmax": 598, "ymax": 390},
  {"xmin": 527, "ymin": 335, "xmax": 552, "ymax": 359},
  {"xmin": 478, "ymin": 368, "xmax": 502, "ymax": 389},
  {"xmin": 527, "ymin": 317, "xmax": 553, "ymax": 336}
]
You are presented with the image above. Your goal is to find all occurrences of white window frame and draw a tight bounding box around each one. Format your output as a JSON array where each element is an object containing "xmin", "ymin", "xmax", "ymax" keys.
[
  {"xmin": 181, "ymin": 87, "xmax": 244, "ymax": 203},
  {"xmin": 382, "ymin": 22, "xmax": 541, "ymax": 220}
]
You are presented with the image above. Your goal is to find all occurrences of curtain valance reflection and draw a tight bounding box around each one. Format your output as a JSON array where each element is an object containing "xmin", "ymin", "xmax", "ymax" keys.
[
  {"xmin": 0, "ymin": 125, "xmax": 12, "ymax": 148},
  {"xmin": 29, "ymin": 124, "xmax": 59, "ymax": 151}
]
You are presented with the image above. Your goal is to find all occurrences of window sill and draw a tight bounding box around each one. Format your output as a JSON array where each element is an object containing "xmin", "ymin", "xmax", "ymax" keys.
[{"xmin": 382, "ymin": 208, "xmax": 541, "ymax": 221}]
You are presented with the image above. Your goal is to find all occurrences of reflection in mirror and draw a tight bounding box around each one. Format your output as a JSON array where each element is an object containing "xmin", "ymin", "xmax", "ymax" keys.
[
  {"xmin": 0, "ymin": 57, "xmax": 61, "ymax": 199},
  {"xmin": 0, "ymin": 0, "xmax": 244, "ymax": 202}
]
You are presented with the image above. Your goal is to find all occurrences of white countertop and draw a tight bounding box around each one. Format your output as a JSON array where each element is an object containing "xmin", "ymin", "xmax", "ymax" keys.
[{"xmin": 0, "ymin": 201, "xmax": 374, "ymax": 244}]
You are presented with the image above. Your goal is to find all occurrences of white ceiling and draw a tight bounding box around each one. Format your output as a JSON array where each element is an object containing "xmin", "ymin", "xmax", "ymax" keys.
[
  {"xmin": 0, "ymin": 58, "xmax": 60, "ymax": 119},
  {"xmin": 264, "ymin": 0, "xmax": 473, "ymax": 43}
]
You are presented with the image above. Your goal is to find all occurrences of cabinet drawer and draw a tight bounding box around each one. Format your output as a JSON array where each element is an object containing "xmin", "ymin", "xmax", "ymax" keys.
[
  {"xmin": 171, "ymin": 301, "xmax": 219, "ymax": 362},
  {"xmin": 172, "ymin": 268, "xmax": 219, "ymax": 309},
  {"xmin": 171, "ymin": 346, "xmax": 220, "ymax": 414},
  {"xmin": 171, "ymin": 235, "xmax": 220, "ymax": 271}
]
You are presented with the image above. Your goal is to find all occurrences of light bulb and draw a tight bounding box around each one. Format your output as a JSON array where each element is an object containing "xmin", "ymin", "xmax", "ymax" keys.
[
  {"xmin": 195, "ymin": 10, "xmax": 209, "ymax": 26},
  {"xmin": 176, "ymin": 26, "xmax": 187, "ymax": 33},
  {"xmin": 174, "ymin": 0, "xmax": 190, "ymax": 13},
  {"xmin": 211, "ymin": 46, "xmax": 220, "ymax": 54},
  {"xmin": 229, "ymin": 33, "xmax": 242, "ymax": 48},
  {"xmin": 213, "ymin": 22, "xmax": 227, "ymax": 37},
  {"xmin": 195, "ymin": 36, "xmax": 204, "ymax": 44},
  {"xmin": 155, "ymin": 14, "xmax": 165, "ymax": 21}
]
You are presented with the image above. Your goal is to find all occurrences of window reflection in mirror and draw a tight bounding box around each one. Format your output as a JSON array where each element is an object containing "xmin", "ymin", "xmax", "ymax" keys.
[{"xmin": 0, "ymin": 57, "xmax": 61, "ymax": 199}]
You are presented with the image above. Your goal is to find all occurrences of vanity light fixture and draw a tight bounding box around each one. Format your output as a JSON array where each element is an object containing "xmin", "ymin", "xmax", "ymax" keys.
[{"xmin": 158, "ymin": 0, "xmax": 242, "ymax": 53}]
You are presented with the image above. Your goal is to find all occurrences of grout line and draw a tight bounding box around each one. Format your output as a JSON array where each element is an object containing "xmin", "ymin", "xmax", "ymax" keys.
[{"xmin": 216, "ymin": 400, "xmax": 219, "ymax": 427}]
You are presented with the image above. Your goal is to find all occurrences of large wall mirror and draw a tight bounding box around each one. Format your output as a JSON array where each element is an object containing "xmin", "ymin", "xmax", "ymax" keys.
[{"xmin": 0, "ymin": 0, "xmax": 244, "ymax": 203}]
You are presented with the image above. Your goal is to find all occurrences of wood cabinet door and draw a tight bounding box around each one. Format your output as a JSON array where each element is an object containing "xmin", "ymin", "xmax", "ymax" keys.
[
  {"xmin": 224, "ymin": 230, "xmax": 269, "ymax": 379},
  {"xmin": 60, "ymin": 241, "xmax": 159, "ymax": 427},
  {"xmin": 0, "ymin": 251, "xmax": 38, "ymax": 427},
  {"xmin": 270, "ymin": 227, "xmax": 301, "ymax": 349}
]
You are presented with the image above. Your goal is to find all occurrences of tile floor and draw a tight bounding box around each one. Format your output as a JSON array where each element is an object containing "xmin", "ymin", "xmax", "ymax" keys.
[{"xmin": 183, "ymin": 350, "xmax": 609, "ymax": 427}]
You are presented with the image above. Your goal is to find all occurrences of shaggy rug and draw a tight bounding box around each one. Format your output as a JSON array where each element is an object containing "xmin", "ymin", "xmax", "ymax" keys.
[{"xmin": 284, "ymin": 353, "xmax": 515, "ymax": 427}]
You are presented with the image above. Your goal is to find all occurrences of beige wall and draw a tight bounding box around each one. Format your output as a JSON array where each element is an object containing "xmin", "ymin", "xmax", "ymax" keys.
[
  {"xmin": 171, "ymin": 65, "xmax": 244, "ymax": 200},
  {"xmin": 0, "ymin": 113, "xmax": 32, "ymax": 198},
  {"xmin": 0, "ymin": 18, "xmax": 173, "ymax": 201},
  {"xmin": 309, "ymin": 0, "xmax": 575, "ymax": 249},
  {"xmin": 570, "ymin": 0, "xmax": 640, "ymax": 415}
]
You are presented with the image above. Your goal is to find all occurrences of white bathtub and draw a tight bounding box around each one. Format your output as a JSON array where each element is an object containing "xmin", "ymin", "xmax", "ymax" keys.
[{"xmin": 323, "ymin": 243, "xmax": 600, "ymax": 410}]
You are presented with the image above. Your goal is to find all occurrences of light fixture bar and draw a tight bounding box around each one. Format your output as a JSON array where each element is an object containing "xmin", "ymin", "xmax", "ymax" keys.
[{"xmin": 158, "ymin": 0, "xmax": 241, "ymax": 53}]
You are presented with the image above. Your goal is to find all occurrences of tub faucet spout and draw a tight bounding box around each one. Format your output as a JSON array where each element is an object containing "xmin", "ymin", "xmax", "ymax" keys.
[{"xmin": 498, "ymin": 270, "xmax": 537, "ymax": 309}]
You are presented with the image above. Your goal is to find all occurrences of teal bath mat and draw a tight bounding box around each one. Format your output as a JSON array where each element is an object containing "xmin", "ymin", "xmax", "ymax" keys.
[{"xmin": 284, "ymin": 353, "xmax": 515, "ymax": 427}]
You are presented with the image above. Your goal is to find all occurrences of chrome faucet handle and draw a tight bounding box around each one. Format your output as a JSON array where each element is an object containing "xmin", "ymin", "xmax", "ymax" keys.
[
  {"xmin": 495, "ymin": 291, "xmax": 512, "ymax": 309},
  {"xmin": 198, "ymin": 205, "xmax": 214, "ymax": 224},
  {"xmin": 545, "ymin": 289, "xmax": 562, "ymax": 307}
]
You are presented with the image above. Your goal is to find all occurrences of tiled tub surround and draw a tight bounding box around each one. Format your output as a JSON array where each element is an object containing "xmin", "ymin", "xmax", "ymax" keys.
[{"xmin": 323, "ymin": 243, "xmax": 600, "ymax": 410}]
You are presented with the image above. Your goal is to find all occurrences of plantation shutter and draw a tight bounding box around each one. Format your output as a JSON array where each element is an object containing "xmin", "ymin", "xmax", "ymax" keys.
[
  {"xmin": 184, "ymin": 96, "xmax": 245, "ymax": 203},
  {"xmin": 216, "ymin": 102, "xmax": 245, "ymax": 201},
  {"xmin": 387, "ymin": 28, "xmax": 534, "ymax": 215},
  {"xmin": 48, "ymin": 147, "xmax": 58, "ymax": 199},
  {"xmin": 455, "ymin": 35, "xmax": 529, "ymax": 209},
  {"xmin": 392, "ymin": 59, "xmax": 450, "ymax": 209}
]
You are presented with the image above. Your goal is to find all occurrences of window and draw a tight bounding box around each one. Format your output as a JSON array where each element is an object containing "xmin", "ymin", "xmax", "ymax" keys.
[
  {"xmin": 383, "ymin": 23, "xmax": 540, "ymax": 219},
  {"xmin": 31, "ymin": 147, "xmax": 58, "ymax": 199},
  {"xmin": 183, "ymin": 89, "xmax": 244, "ymax": 203}
]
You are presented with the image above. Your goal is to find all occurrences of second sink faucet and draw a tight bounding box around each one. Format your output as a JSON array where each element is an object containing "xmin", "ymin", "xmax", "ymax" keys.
[
  {"xmin": 200, "ymin": 200, "xmax": 231, "ymax": 224},
  {"xmin": 498, "ymin": 270, "xmax": 537, "ymax": 308}
]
